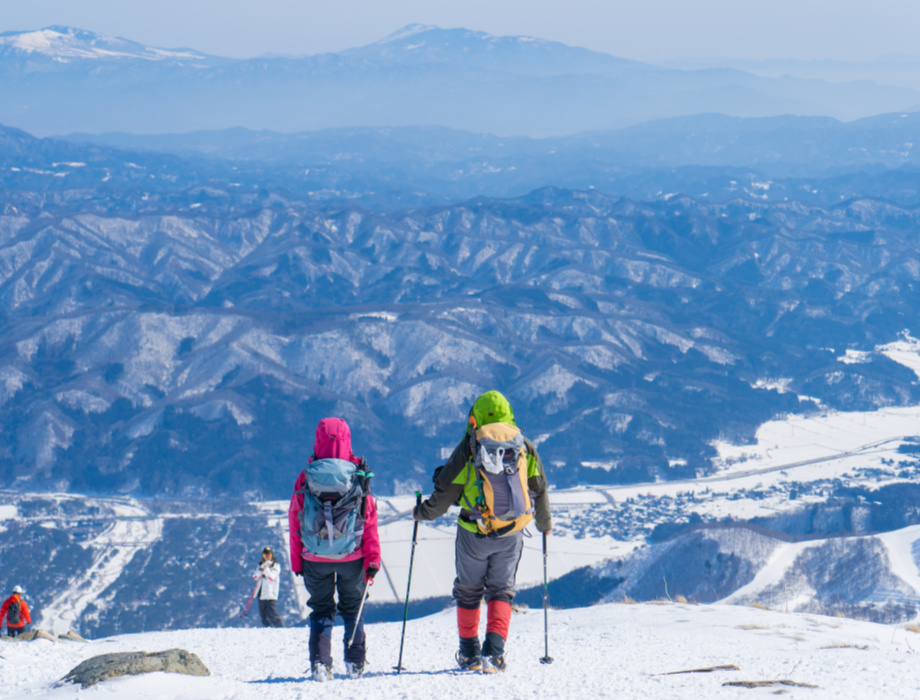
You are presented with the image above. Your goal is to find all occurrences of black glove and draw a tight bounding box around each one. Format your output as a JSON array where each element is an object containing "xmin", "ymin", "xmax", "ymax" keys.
[
  {"xmin": 295, "ymin": 569, "xmax": 304, "ymax": 578},
  {"xmin": 365, "ymin": 564, "xmax": 379, "ymax": 582}
]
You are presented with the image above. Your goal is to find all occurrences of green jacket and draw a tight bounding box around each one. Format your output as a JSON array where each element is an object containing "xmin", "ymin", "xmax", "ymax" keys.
[{"xmin": 415, "ymin": 434, "xmax": 553, "ymax": 534}]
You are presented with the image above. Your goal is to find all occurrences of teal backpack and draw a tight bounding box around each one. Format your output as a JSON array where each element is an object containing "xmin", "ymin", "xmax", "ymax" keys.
[{"xmin": 296, "ymin": 458, "xmax": 370, "ymax": 559}]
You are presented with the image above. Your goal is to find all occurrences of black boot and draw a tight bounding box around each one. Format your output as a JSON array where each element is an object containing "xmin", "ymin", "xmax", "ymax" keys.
[
  {"xmin": 342, "ymin": 614, "xmax": 366, "ymax": 678},
  {"xmin": 456, "ymin": 635, "xmax": 482, "ymax": 671},
  {"xmin": 481, "ymin": 631, "xmax": 506, "ymax": 672}
]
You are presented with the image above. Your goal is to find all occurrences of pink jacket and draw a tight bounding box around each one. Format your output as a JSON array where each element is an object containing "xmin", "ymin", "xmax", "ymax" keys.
[{"xmin": 288, "ymin": 417, "xmax": 381, "ymax": 573}]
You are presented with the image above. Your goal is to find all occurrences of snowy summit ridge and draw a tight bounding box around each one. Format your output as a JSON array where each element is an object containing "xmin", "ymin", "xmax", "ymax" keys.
[
  {"xmin": 0, "ymin": 26, "xmax": 205, "ymax": 62},
  {"xmin": 373, "ymin": 23, "xmax": 441, "ymax": 44},
  {"xmin": 364, "ymin": 23, "xmax": 573, "ymax": 55}
]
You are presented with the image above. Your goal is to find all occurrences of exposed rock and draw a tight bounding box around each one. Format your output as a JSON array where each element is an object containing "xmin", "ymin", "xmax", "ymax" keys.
[
  {"xmin": 662, "ymin": 664, "xmax": 740, "ymax": 675},
  {"xmin": 14, "ymin": 629, "xmax": 57, "ymax": 642},
  {"xmin": 58, "ymin": 630, "xmax": 88, "ymax": 642},
  {"xmin": 60, "ymin": 649, "xmax": 210, "ymax": 689},
  {"xmin": 724, "ymin": 679, "xmax": 818, "ymax": 689}
]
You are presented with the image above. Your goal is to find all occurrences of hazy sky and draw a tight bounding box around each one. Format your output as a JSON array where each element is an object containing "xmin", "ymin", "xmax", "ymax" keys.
[{"xmin": 3, "ymin": 0, "xmax": 918, "ymax": 62}]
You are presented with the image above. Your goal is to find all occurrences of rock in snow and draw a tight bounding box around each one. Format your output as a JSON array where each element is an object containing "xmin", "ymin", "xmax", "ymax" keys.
[{"xmin": 60, "ymin": 648, "xmax": 210, "ymax": 689}]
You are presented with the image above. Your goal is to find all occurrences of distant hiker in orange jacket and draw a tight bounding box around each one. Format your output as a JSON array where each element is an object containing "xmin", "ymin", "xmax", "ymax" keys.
[{"xmin": 1, "ymin": 586, "xmax": 32, "ymax": 638}]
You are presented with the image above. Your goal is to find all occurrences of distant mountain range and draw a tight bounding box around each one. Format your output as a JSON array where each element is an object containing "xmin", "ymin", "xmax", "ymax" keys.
[
  {"xmin": 1, "ymin": 25, "xmax": 919, "ymax": 136},
  {"xmin": 55, "ymin": 112, "xmax": 920, "ymax": 209},
  {"xmin": 660, "ymin": 54, "xmax": 920, "ymax": 92},
  {"xmin": 4, "ymin": 121, "xmax": 920, "ymax": 498}
]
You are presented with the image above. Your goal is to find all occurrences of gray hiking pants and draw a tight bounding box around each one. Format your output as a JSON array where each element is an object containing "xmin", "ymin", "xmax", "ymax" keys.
[{"xmin": 452, "ymin": 526, "xmax": 524, "ymax": 609}]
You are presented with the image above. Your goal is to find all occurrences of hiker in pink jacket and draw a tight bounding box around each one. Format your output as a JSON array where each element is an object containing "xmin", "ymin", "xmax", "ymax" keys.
[{"xmin": 289, "ymin": 417, "xmax": 381, "ymax": 681}]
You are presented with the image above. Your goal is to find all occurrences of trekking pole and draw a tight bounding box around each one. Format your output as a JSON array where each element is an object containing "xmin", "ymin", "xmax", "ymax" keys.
[
  {"xmin": 240, "ymin": 577, "xmax": 261, "ymax": 618},
  {"xmin": 539, "ymin": 532, "xmax": 553, "ymax": 664},
  {"xmin": 347, "ymin": 578, "xmax": 373, "ymax": 648},
  {"xmin": 395, "ymin": 491, "xmax": 422, "ymax": 673}
]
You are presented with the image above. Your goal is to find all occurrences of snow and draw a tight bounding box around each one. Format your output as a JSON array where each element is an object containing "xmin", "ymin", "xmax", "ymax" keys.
[
  {"xmin": 37, "ymin": 500, "xmax": 163, "ymax": 635},
  {"xmin": 753, "ymin": 377, "xmax": 793, "ymax": 393},
  {"xmin": 0, "ymin": 28, "xmax": 202, "ymax": 62},
  {"xmin": 879, "ymin": 526, "xmax": 920, "ymax": 597},
  {"xmin": 4, "ymin": 601, "xmax": 920, "ymax": 698},
  {"xmin": 581, "ymin": 460, "xmax": 618, "ymax": 471},
  {"xmin": 188, "ymin": 399, "xmax": 254, "ymax": 425},
  {"xmin": 710, "ymin": 405, "xmax": 920, "ymax": 481},
  {"xmin": 878, "ymin": 334, "xmax": 920, "ymax": 379},
  {"xmin": 374, "ymin": 24, "xmax": 438, "ymax": 45},
  {"xmin": 724, "ymin": 540, "xmax": 816, "ymax": 610},
  {"xmin": 839, "ymin": 349, "xmax": 871, "ymax": 364}
]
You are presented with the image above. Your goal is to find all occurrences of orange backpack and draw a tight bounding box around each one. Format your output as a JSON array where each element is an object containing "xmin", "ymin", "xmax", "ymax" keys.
[{"xmin": 462, "ymin": 422, "xmax": 535, "ymax": 536}]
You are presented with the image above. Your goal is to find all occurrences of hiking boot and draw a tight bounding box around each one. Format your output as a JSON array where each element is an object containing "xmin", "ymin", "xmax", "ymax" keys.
[
  {"xmin": 480, "ymin": 631, "xmax": 506, "ymax": 673},
  {"xmin": 345, "ymin": 661, "xmax": 364, "ymax": 679},
  {"xmin": 481, "ymin": 653, "xmax": 506, "ymax": 673},
  {"xmin": 455, "ymin": 650, "xmax": 483, "ymax": 671},
  {"xmin": 312, "ymin": 662, "xmax": 333, "ymax": 682}
]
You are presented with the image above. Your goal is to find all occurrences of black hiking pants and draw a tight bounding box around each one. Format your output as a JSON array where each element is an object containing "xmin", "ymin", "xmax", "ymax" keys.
[
  {"xmin": 258, "ymin": 598, "xmax": 284, "ymax": 628},
  {"xmin": 302, "ymin": 558, "xmax": 367, "ymax": 665}
]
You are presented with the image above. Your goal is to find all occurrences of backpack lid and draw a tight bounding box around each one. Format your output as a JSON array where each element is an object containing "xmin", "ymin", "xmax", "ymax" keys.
[
  {"xmin": 467, "ymin": 391, "xmax": 516, "ymax": 435},
  {"xmin": 306, "ymin": 457, "xmax": 359, "ymax": 498},
  {"xmin": 475, "ymin": 423, "xmax": 525, "ymax": 474}
]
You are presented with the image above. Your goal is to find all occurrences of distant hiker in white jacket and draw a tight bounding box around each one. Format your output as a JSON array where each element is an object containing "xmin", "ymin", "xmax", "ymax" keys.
[{"xmin": 255, "ymin": 546, "xmax": 284, "ymax": 627}]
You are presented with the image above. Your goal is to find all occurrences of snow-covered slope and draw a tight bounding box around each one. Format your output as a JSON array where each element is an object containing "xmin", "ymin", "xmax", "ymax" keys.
[
  {"xmin": 0, "ymin": 26, "xmax": 206, "ymax": 63},
  {"xmin": 3, "ymin": 602, "xmax": 920, "ymax": 699}
]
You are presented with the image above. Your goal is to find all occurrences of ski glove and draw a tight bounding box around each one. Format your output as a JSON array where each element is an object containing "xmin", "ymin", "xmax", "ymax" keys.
[{"xmin": 365, "ymin": 564, "xmax": 379, "ymax": 582}]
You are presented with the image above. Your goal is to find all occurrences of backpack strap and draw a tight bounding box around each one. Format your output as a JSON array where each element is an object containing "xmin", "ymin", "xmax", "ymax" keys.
[
  {"xmin": 323, "ymin": 499, "xmax": 335, "ymax": 546},
  {"xmin": 459, "ymin": 458, "xmax": 483, "ymax": 513},
  {"xmin": 355, "ymin": 458, "xmax": 373, "ymax": 518},
  {"xmin": 294, "ymin": 469, "xmax": 308, "ymax": 497}
]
